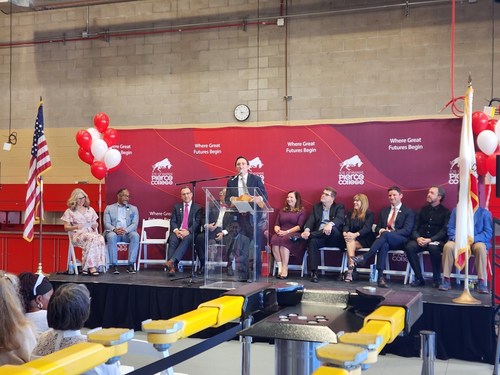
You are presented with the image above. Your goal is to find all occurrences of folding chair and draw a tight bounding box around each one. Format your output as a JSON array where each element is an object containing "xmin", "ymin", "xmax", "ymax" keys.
[{"xmin": 137, "ymin": 219, "xmax": 170, "ymax": 271}]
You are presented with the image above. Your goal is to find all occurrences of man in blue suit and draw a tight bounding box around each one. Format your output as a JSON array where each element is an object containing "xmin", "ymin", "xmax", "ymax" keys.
[
  {"xmin": 165, "ymin": 186, "xmax": 202, "ymax": 277},
  {"xmin": 225, "ymin": 156, "xmax": 268, "ymax": 279},
  {"xmin": 103, "ymin": 188, "xmax": 140, "ymax": 274},
  {"xmin": 352, "ymin": 186, "xmax": 414, "ymax": 288}
]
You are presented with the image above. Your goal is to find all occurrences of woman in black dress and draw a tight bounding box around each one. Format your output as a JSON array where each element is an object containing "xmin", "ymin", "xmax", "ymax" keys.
[{"xmin": 342, "ymin": 193, "xmax": 375, "ymax": 282}]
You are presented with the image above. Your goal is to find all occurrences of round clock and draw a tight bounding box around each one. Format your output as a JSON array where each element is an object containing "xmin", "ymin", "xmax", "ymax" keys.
[{"xmin": 234, "ymin": 104, "xmax": 250, "ymax": 121}]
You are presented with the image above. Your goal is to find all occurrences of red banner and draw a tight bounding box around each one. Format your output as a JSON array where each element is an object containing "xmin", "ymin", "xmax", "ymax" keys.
[{"xmin": 106, "ymin": 119, "xmax": 461, "ymax": 225}]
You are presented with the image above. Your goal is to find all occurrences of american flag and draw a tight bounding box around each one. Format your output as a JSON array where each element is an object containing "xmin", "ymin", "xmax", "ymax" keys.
[{"xmin": 23, "ymin": 100, "xmax": 52, "ymax": 242}]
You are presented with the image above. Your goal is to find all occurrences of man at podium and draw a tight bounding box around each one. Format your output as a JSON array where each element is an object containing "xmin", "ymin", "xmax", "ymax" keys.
[{"xmin": 225, "ymin": 156, "xmax": 268, "ymax": 278}]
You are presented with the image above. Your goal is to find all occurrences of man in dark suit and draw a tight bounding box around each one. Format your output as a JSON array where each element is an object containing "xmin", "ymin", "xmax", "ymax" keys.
[
  {"xmin": 352, "ymin": 186, "xmax": 415, "ymax": 288},
  {"xmin": 194, "ymin": 188, "xmax": 234, "ymax": 276},
  {"xmin": 165, "ymin": 186, "xmax": 202, "ymax": 277},
  {"xmin": 225, "ymin": 221, "xmax": 251, "ymax": 281},
  {"xmin": 225, "ymin": 156, "xmax": 268, "ymax": 279},
  {"xmin": 301, "ymin": 186, "xmax": 345, "ymax": 283},
  {"xmin": 405, "ymin": 186, "xmax": 450, "ymax": 288}
]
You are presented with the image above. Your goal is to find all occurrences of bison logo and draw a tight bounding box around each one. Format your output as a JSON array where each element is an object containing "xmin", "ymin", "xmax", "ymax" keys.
[
  {"xmin": 339, "ymin": 155, "xmax": 363, "ymax": 171},
  {"xmin": 449, "ymin": 157, "xmax": 459, "ymax": 170},
  {"xmin": 249, "ymin": 156, "xmax": 263, "ymax": 169},
  {"xmin": 152, "ymin": 158, "xmax": 173, "ymax": 172}
]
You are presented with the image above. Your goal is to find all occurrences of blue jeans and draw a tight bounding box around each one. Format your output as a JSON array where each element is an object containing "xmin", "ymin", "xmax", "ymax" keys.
[{"xmin": 105, "ymin": 231, "xmax": 140, "ymax": 265}]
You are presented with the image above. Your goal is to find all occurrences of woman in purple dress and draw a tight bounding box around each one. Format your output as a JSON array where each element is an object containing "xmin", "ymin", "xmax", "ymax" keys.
[
  {"xmin": 61, "ymin": 188, "xmax": 106, "ymax": 276},
  {"xmin": 270, "ymin": 191, "xmax": 307, "ymax": 279}
]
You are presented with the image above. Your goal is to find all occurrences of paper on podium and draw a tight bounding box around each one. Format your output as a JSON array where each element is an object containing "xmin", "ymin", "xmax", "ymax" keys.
[{"xmin": 232, "ymin": 200, "xmax": 254, "ymax": 213}]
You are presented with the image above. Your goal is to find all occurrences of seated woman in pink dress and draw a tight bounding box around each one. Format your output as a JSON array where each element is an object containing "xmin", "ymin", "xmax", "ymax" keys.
[
  {"xmin": 270, "ymin": 191, "xmax": 307, "ymax": 279},
  {"xmin": 61, "ymin": 188, "xmax": 106, "ymax": 276}
]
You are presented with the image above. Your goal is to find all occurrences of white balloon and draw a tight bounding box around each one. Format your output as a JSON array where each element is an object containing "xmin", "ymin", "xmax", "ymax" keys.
[
  {"xmin": 90, "ymin": 139, "xmax": 108, "ymax": 162},
  {"xmin": 104, "ymin": 148, "xmax": 122, "ymax": 169},
  {"xmin": 87, "ymin": 127, "xmax": 101, "ymax": 140},
  {"xmin": 477, "ymin": 130, "xmax": 498, "ymax": 156}
]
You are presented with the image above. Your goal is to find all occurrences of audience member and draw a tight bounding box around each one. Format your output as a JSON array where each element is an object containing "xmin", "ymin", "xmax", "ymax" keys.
[
  {"xmin": 226, "ymin": 155, "xmax": 268, "ymax": 277},
  {"xmin": 270, "ymin": 191, "xmax": 307, "ymax": 279},
  {"xmin": 32, "ymin": 283, "xmax": 120, "ymax": 375},
  {"xmin": 195, "ymin": 188, "xmax": 233, "ymax": 276},
  {"xmin": 165, "ymin": 186, "xmax": 202, "ymax": 277},
  {"xmin": 301, "ymin": 187, "xmax": 345, "ymax": 283},
  {"xmin": 0, "ymin": 271, "xmax": 37, "ymax": 365},
  {"xmin": 342, "ymin": 193, "xmax": 375, "ymax": 282},
  {"xmin": 18, "ymin": 272, "xmax": 53, "ymax": 335},
  {"xmin": 439, "ymin": 206, "xmax": 492, "ymax": 294},
  {"xmin": 352, "ymin": 186, "xmax": 414, "ymax": 288},
  {"xmin": 405, "ymin": 186, "xmax": 450, "ymax": 288},
  {"xmin": 103, "ymin": 188, "xmax": 140, "ymax": 274},
  {"xmin": 61, "ymin": 188, "xmax": 106, "ymax": 276}
]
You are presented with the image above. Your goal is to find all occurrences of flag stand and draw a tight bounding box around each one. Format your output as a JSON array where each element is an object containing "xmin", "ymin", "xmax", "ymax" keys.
[
  {"xmin": 35, "ymin": 176, "xmax": 46, "ymax": 276},
  {"xmin": 453, "ymin": 247, "xmax": 480, "ymax": 305}
]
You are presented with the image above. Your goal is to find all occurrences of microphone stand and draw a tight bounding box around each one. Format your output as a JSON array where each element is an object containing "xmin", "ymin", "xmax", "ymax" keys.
[{"xmin": 171, "ymin": 174, "xmax": 234, "ymax": 286}]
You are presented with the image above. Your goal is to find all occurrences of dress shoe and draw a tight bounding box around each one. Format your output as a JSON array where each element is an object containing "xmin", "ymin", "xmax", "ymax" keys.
[
  {"xmin": 351, "ymin": 256, "xmax": 365, "ymax": 266},
  {"xmin": 432, "ymin": 280, "xmax": 440, "ymax": 288},
  {"xmin": 377, "ymin": 277, "xmax": 388, "ymax": 288},
  {"xmin": 310, "ymin": 272, "xmax": 319, "ymax": 283},
  {"xmin": 410, "ymin": 278, "xmax": 425, "ymax": 287},
  {"xmin": 227, "ymin": 267, "xmax": 234, "ymax": 276},
  {"xmin": 127, "ymin": 265, "xmax": 136, "ymax": 274},
  {"xmin": 196, "ymin": 267, "xmax": 205, "ymax": 276},
  {"xmin": 112, "ymin": 266, "xmax": 119, "ymax": 275}
]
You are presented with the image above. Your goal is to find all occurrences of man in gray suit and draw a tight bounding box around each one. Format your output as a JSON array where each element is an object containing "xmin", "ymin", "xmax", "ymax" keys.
[{"xmin": 104, "ymin": 188, "xmax": 140, "ymax": 274}]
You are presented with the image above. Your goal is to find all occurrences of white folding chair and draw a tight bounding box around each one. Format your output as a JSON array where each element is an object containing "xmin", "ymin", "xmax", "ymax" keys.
[
  {"xmin": 137, "ymin": 219, "xmax": 170, "ymax": 271},
  {"xmin": 67, "ymin": 232, "xmax": 80, "ymax": 275},
  {"xmin": 272, "ymin": 252, "xmax": 308, "ymax": 277}
]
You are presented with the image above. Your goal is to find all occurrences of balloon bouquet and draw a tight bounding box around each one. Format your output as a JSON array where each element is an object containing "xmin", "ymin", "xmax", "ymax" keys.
[
  {"xmin": 75, "ymin": 113, "xmax": 121, "ymax": 179},
  {"xmin": 75, "ymin": 113, "xmax": 121, "ymax": 230},
  {"xmin": 472, "ymin": 111, "xmax": 499, "ymax": 181}
]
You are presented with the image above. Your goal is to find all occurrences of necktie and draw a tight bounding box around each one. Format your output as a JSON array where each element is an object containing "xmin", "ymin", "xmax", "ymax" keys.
[
  {"xmin": 181, "ymin": 203, "xmax": 189, "ymax": 230},
  {"xmin": 387, "ymin": 207, "xmax": 397, "ymax": 230},
  {"xmin": 240, "ymin": 176, "xmax": 249, "ymax": 195}
]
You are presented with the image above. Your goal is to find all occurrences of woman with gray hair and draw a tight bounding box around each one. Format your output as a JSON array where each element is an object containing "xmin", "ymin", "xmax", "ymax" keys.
[
  {"xmin": 61, "ymin": 188, "xmax": 106, "ymax": 276},
  {"xmin": 0, "ymin": 271, "xmax": 37, "ymax": 365},
  {"xmin": 32, "ymin": 283, "xmax": 119, "ymax": 375}
]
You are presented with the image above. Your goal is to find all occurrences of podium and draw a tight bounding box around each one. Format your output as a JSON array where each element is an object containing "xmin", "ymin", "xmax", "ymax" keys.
[{"xmin": 201, "ymin": 186, "xmax": 273, "ymax": 289}]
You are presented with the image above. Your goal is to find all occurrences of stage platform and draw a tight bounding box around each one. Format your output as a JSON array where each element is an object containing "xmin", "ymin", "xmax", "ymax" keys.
[{"xmin": 49, "ymin": 268, "xmax": 496, "ymax": 365}]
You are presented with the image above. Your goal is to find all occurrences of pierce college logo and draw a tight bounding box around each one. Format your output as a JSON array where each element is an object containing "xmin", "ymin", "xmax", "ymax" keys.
[
  {"xmin": 151, "ymin": 157, "xmax": 174, "ymax": 186},
  {"xmin": 448, "ymin": 157, "xmax": 459, "ymax": 185},
  {"xmin": 338, "ymin": 155, "xmax": 365, "ymax": 185},
  {"xmin": 248, "ymin": 156, "xmax": 265, "ymax": 183}
]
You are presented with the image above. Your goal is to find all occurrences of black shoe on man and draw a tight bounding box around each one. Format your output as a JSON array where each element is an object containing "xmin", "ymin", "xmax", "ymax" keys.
[
  {"xmin": 112, "ymin": 266, "xmax": 120, "ymax": 275},
  {"xmin": 127, "ymin": 265, "xmax": 136, "ymax": 274},
  {"xmin": 377, "ymin": 277, "xmax": 389, "ymax": 288},
  {"xmin": 410, "ymin": 278, "xmax": 425, "ymax": 287},
  {"xmin": 310, "ymin": 271, "xmax": 319, "ymax": 283}
]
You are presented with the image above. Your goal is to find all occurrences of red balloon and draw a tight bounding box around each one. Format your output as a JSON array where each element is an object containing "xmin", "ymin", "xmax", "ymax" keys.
[
  {"xmin": 93, "ymin": 113, "xmax": 110, "ymax": 133},
  {"xmin": 486, "ymin": 153, "xmax": 498, "ymax": 177},
  {"xmin": 90, "ymin": 161, "xmax": 107, "ymax": 180},
  {"xmin": 75, "ymin": 130, "xmax": 92, "ymax": 152},
  {"xmin": 472, "ymin": 111, "xmax": 489, "ymax": 135},
  {"xmin": 78, "ymin": 147, "xmax": 94, "ymax": 165},
  {"xmin": 475, "ymin": 152, "xmax": 488, "ymax": 176},
  {"xmin": 487, "ymin": 119, "xmax": 498, "ymax": 132},
  {"xmin": 103, "ymin": 128, "xmax": 118, "ymax": 147}
]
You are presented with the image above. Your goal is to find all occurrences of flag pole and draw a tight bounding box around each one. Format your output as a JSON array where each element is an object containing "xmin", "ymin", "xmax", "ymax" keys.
[
  {"xmin": 35, "ymin": 176, "xmax": 45, "ymax": 275},
  {"xmin": 452, "ymin": 76, "xmax": 479, "ymax": 305}
]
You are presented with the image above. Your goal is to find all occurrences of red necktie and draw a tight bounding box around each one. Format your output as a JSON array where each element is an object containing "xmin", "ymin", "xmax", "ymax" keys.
[
  {"xmin": 387, "ymin": 207, "xmax": 397, "ymax": 230},
  {"xmin": 181, "ymin": 203, "xmax": 189, "ymax": 230}
]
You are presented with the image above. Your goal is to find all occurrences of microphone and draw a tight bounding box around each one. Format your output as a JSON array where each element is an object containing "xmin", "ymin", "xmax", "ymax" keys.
[{"xmin": 231, "ymin": 171, "xmax": 242, "ymax": 181}]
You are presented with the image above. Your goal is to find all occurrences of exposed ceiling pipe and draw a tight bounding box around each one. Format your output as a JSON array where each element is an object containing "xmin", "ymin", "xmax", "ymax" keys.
[{"xmin": 0, "ymin": 0, "xmax": 475, "ymax": 49}]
